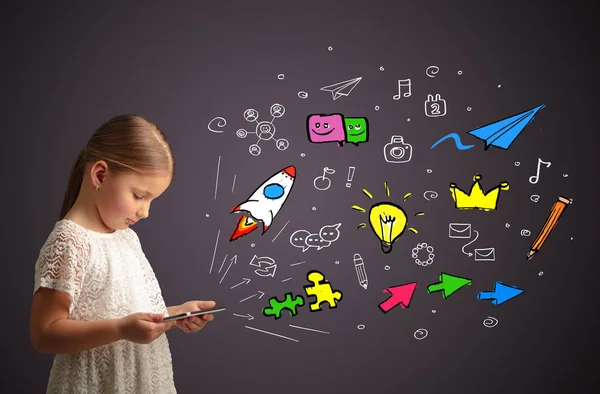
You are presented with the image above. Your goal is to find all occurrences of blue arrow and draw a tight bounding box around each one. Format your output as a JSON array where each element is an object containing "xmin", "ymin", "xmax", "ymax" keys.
[{"xmin": 477, "ymin": 281, "xmax": 524, "ymax": 305}]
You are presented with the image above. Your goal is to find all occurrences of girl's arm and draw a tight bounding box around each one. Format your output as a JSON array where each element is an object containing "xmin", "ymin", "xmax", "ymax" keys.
[
  {"xmin": 30, "ymin": 288, "xmax": 122, "ymax": 354},
  {"xmin": 166, "ymin": 305, "xmax": 181, "ymax": 315}
]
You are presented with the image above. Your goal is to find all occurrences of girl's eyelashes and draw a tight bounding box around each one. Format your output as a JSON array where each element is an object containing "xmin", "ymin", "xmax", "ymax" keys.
[{"xmin": 133, "ymin": 193, "xmax": 144, "ymax": 200}]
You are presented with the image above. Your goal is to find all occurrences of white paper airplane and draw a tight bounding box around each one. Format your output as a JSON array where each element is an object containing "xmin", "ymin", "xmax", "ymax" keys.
[{"xmin": 320, "ymin": 77, "xmax": 362, "ymax": 100}]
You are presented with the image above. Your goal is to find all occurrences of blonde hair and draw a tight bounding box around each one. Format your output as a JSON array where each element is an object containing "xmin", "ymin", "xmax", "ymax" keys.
[{"xmin": 59, "ymin": 114, "xmax": 175, "ymax": 220}]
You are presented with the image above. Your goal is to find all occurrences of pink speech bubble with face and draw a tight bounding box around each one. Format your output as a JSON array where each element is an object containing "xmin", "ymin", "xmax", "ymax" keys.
[{"xmin": 306, "ymin": 113, "xmax": 346, "ymax": 146}]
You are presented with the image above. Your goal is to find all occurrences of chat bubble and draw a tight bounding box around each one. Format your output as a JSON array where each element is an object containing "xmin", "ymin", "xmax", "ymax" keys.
[
  {"xmin": 290, "ymin": 229, "xmax": 311, "ymax": 252},
  {"xmin": 307, "ymin": 114, "xmax": 346, "ymax": 146},
  {"xmin": 306, "ymin": 233, "xmax": 330, "ymax": 250},
  {"xmin": 344, "ymin": 117, "xmax": 369, "ymax": 146},
  {"xmin": 319, "ymin": 223, "xmax": 341, "ymax": 242}
]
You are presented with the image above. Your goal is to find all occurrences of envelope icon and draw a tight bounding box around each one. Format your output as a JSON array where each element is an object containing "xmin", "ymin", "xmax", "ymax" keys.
[
  {"xmin": 474, "ymin": 248, "xmax": 495, "ymax": 261},
  {"xmin": 449, "ymin": 223, "xmax": 471, "ymax": 238}
]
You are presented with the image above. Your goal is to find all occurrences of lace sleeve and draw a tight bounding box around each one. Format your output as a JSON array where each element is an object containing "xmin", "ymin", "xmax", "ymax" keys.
[{"xmin": 33, "ymin": 225, "xmax": 91, "ymax": 314}]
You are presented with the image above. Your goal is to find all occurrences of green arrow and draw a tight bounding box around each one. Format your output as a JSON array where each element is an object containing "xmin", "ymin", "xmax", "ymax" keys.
[{"xmin": 427, "ymin": 273, "xmax": 472, "ymax": 299}]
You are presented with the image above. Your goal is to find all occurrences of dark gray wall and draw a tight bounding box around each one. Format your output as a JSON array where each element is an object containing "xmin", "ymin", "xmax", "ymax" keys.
[{"xmin": 4, "ymin": 1, "xmax": 594, "ymax": 393}]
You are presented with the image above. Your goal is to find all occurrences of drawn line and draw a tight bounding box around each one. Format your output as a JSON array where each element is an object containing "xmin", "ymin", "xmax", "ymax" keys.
[
  {"xmin": 209, "ymin": 229, "xmax": 220, "ymax": 274},
  {"xmin": 231, "ymin": 174, "xmax": 237, "ymax": 193},
  {"xmin": 245, "ymin": 326, "xmax": 299, "ymax": 342},
  {"xmin": 239, "ymin": 294, "xmax": 257, "ymax": 303},
  {"xmin": 281, "ymin": 277, "xmax": 292, "ymax": 282},
  {"xmin": 288, "ymin": 324, "xmax": 330, "ymax": 334},
  {"xmin": 461, "ymin": 230, "xmax": 479, "ymax": 256},
  {"xmin": 214, "ymin": 155, "xmax": 221, "ymax": 200},
  {"xmin": 430, "ymin": 133, "xmax": 475, "ymax": 150},
  {"xmin": 218, "ymin": 254, "xmax": 228, "ymax": 274},
  {"xmin": 272, "ymin": 219, "xmax": 290, "ymax": 243},
  {"xmin": 290, "ymin": 261, "xmax": 306, "ymax": 266}
]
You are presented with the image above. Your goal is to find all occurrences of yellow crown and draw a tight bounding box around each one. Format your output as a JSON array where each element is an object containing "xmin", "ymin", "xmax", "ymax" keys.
[{"xmin": 449, "ymin": 174, "xmax": 509, "ymax": 211}]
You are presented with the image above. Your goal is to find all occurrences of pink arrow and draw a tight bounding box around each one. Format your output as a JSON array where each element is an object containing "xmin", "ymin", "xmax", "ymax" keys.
[{"xmin": 378, "ymin": 282, "xmax": 418, "ymax": 313}]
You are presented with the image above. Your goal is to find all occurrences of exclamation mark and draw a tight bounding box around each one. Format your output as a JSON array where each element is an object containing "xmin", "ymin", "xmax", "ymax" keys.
[{"xmin": 346, "ymin": 166, "xmax": 355, "ymax": 188}]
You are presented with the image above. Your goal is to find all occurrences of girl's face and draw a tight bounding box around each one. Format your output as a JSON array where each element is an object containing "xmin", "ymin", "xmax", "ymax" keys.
[{"xmin": 96, "ymin": 169, "xmax": 171, "ymax": 231}]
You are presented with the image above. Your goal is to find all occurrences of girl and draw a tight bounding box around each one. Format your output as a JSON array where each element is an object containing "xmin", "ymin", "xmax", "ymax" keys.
[{"xmin": 30, "ymin": 114, "xmax": 216, "ymax": 393}]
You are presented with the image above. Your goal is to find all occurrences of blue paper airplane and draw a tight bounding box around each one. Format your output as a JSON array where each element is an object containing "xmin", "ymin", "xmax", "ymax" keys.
[
  {"xmin": 477, "ymin": 281, "xmax": 524, "ymax": 305},
  {"xmin": 467, "ymin": 104, "xmax": 546, "ymax": 150}
]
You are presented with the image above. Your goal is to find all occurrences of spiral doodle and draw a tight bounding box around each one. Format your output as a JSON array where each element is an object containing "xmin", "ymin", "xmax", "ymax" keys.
[
  {"xmin": 207, "ymin": 117, "xmax": 226, "ymax": 133},
  {"xmin": 298, "ymin": 91, "xmax": 308, "ymax": 99},
  {"xmin": 530, "ymin": 194, "xmax": 540, "ymax": 203},
  {"xmin": 483, "ymin": 316, "xmax": 498, "ymax": 328},
  {"xmin": 520, "ymin": 229, "xmax": 531, "ymax": 236},
  {"xmin": 414, "ymin": 328, "xmax": 428, "ymax": 340},
  {"xmin": 423, "ymin": 190, "xmax": 438, "ymax": 201},
  {"xmin": 426, "ymin": 65, "xmax": 439, "ymax": 77}
]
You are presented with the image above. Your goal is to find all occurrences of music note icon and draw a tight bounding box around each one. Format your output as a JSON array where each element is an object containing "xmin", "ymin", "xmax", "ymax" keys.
[
  {"xmin": 393, "ymin": 79, "xmax": 412, "ymax": 100},
  {"xmin": 529, "ymin": 158, "xmax": 551, "ymax": 184}
]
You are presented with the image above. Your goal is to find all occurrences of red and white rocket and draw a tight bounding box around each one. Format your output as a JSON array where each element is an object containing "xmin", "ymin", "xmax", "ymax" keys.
[{"xmin": 230, "ymin": 165, "xmax": 296, "ymax": 241}]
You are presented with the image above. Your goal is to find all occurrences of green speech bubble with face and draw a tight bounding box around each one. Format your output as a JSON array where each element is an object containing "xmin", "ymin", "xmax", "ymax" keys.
[{"xmin": 343, "ymin": 117, "xmax": 369, "ymax": 146}]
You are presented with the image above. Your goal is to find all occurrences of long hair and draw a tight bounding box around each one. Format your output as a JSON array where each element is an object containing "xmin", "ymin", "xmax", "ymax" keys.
[{"xmin": 59, "ymin": 114, "xmax": 175, "ymax": 220}]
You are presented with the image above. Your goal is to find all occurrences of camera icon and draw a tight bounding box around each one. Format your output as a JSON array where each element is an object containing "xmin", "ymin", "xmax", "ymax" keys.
[{"xmin": 384, "ymin": 135, "xmax": 413, "ymax": 163}]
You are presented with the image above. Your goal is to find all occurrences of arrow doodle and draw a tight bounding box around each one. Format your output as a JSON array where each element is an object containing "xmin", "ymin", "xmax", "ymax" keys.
[
  {"xmin": 230, "ymin": 278, "xmax": 251, "ymax": 289},
  {"xmin": 233, "ymin": 313, "xmax": 254, "ymax": 320},
  {"xmin": 427, "ymin": 273, "xmax": 472, "ymax": 299},
  {"xmin": 378, "ymin": 282, "xmax": 418, "ymax": 313},
  {"xmin": 477, "ymin": 281, "xmax": 524, "ymax": 305},
  {"xmin": 219, "ymin": 255, "xmax": 237, "ymax": 284},
  {"xmin": 239, "ymin": 291, "xmax": 265, "ymax": 303},
  {"xmin": 250, "ymin": 255, "xmax": 277, "ymax": 277},
  {"xmin": 461, "ymin": 230, "xmax": 479, "ymax": 257}
]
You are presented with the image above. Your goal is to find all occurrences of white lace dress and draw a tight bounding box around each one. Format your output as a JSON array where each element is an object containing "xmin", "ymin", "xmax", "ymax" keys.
[{"xmin": 32, "ymin": 219, "xmax": 177, "ymax": 394}]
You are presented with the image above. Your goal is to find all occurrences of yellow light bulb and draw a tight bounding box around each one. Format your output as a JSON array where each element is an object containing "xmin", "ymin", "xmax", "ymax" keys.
[{"xmin": 368, "ymin": 202, "xmax": 407, "ymax": 254}]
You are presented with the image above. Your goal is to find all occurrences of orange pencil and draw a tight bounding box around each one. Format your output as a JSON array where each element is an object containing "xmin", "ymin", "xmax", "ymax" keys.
[{"xmin": 526, "ymin": 196, "xmax": 573, "ymax": 260}]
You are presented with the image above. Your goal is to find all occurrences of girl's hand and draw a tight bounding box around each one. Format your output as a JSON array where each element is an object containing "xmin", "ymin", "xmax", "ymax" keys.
[
  {"xmin": 172, "ymin": 300, "xmax": 216, "ymax": 334},
  {"xmin": 118, "ymin": 312, "xmax": 177, "ymax": 344}
]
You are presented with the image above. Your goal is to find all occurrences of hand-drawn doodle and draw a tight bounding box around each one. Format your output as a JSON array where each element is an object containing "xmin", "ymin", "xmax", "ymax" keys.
[
  {"xmin": 384, "ymin": 135, "xmax": 413, "ymax": 163},
  {"xmin": 529, "ymin": 158, "xmax": 551, "ymax": 184},
  {"xmin": 520, "ymin": 229, "xmax": 531, "ymax": 237},
  {"xmin": 449, "ymin": 223, "xmax": 472, "ymax": 239},
  {"xmin": 352, "ymin": 184, "xmax": 424, "ymax": 254},
  {"xmin": 427, "ymin": 273, "xmax": 472, "ymax": 299},
  {"xmin": 412, "ymin": 242, "xmax": 435, "ymax": 266},
  {"xmin": 530, "ymin": 194, "xmax": 540, "ymax": 203},
  {"xmin": 219, "ymin": 255, "xmax": 237, "ymax": 284},
  {"xmin": 430, "ymin": 133, "xmax": 475, "ymax": 150},
  {"xmin": 474, "ymin": 247, "xmax": 495, "ymax": 261},
  {"xmin": 244, "ymin": 326, "xmax": 298, "ymax": 342},
  {"xmin": 393, "ymin": 79, "xmax": 412, "ymax": 99},
  {"xmin": 288, "ymin": 324, "xmax": 330, "ymax": 334},
  {"xmin": 414, "ymin": 328, "xmax": 428, "ymax": 340},
  {"xmin": 262, "ymin": 293, "xmax": 305, "ymax": 319},
  {"xmin": 249, "ymin": 255, "xmax": 277, "ymax": 277},
  {"xmin": 425, "ymin": 94, "xmax": 447, "ymax": 117},
  {"xmin": 303, "ymin": 270, "xmax": 343, "ymax": 312},
  {"xmin": 346, "ymin": 166, "xmax": 355, "ymax": 187},
  {"xmin": 208, "ymin": 117, "xmax": 226, "ymax": 133},
  {"xmin": 426, "ymin": 65, "xmax": 439, "ymax": 77},
  {"xmin": 307, "ymin": 114, "xmax": 369, "ymax": 147},
  {"xmin": 378, "ymin": 282, "xmax": 418, "ymax": 313},
  {"xmin": 230, "ymin": 165, "xmax": 296, "ymax": 241},
  {"xmin": 477, "ymin": 281, "xmax": 524, "ymax": 305},
  {"xmin": 483, "ymin": 316, "xmax": 499, "ymax": 328},
  {"xmin": 239, "ymin": 290, "xmax": 265, "ymax": 303},
  {"xmin": 344, "ymin": 118, "xmax": 369, "ymax": 146},
  {"xmin": 353, "ymin": 253, "xmax": 368, "ymax": 289},
  {"xmin": 236, "ymin": 103, "xmax": 289, "ymax": 156},
  {"xmin": 467, "ymin": 104, "xmax": 545, "ymax": 150},
  {"xmin": 289, "ymin": 223, "xmax": 341, "ymax": 252},
  {"xmin": 423, "ymin": 191, "xmax": 438, "ymax": 201},
  {"xmin": 526, "ymin": 196, "xmax": 573, "ymax": 260},
  {"xmin": 460, "ymin": 229, "xmax": 479, "ymax": 257},
  {"xmin": 314, "ymin": 167, "xmax": 336, "ymax": 191},
  {"xmin": 320, "ymin": 77, "xmax": 362, "ymax": 100},
  {"xmin": 449, "ymin": 174, "xmax": 509, "ymax": 211}
]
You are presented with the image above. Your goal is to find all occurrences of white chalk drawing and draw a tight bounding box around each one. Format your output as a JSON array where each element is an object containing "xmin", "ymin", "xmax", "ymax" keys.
[
  {"xmin": 424, "ymin": 94, "xmax": 447, "ymax": 117},
  {"xmin": 289, "ymin": 223, "xmax": 341, "ymax": 252},
  {"xmin": 236, "ymin": 103, "xmax": 288, "ymax": 156},
  {"xmin": 314, "ymin": 167, "xmax": 336, "ymax": 191},
  {"xmin": 320, "ymin": 77, "xmax": 362, "ymax": 100},
  {"xmin": 249, "ymin": 255, "xmax": 277, "ymax": 277},
  {"xmin": 208, "ymin": 117, "xmax": 226, "ymax": 133}
]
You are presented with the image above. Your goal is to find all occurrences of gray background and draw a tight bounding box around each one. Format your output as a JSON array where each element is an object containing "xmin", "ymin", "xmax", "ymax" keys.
[{"xmin": 2, "ymin": 1, "xmax": 594, "ymax": 393}]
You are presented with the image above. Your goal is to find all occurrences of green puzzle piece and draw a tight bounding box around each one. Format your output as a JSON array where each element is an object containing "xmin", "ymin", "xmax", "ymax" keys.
[{"xmin": 262, "ymin": 292, "xmax": 305, "ymax": 319}]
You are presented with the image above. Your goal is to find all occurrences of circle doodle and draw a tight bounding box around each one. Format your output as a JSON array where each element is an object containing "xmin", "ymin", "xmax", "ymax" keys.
[
  {"xmin": 236, "ymin": 128, "xmax": 248, "ymax": 138},
  {"xmin": 384, "ymin": 265, "xmax": 390, "ymax": 270},
  {"xmin": 483, "ymin": 316, "xmax": 498, "ymax": 328},
  {"xmin": 412, "ymin": 242, "xmax": 435, "ymax": 266},
  {"xmin": 539, "ymin": 271, "xmax": 543, "ymax": 276},
  {"xmin": 277, "ymin": 74, "xmax": 284, "ymax": 80},
  {"xmin": 514, "ymin": 161, "xmax": 521, "ymax": 166},
  {"xmin": 243, "ymin": 109, "xmax": 259, "ymax": 122},
  {"xmin": 457, "ymin": 70, "xmax": 463, "ymax": 75},
  {"xmin": 298, "ymin": 91, "xmax": 308, "ymax": 99},
  {"xmin": 414, "ymin": 328, "xmax": 428, "ymax": 340},
  {"xmin": 375, "ymin": 105, "xmax": 380, "ymax": 110},
  {"xmin": 328, "ymin": 46, "xmax": 333, "ymax": 51},
  {"xmin": 520, "ymin": 229, "xmax": 531, "ymax": 237},
  {"xmin": 357, "ymin": 324, "xmax": 365, "ymax": 330},
  {"xmin": 467, "ymin": 107, "xmax": 472, "ymax": 111},
  {"xmin": 426, "ymin": 66, "xmax": 439, "ymax": 77},
  {"xmin": 379, "ymin": 66, "xmax": 385, "ymax": 71},
  {"xmin": 426, "ymin": 169, "xmax": 433, "ymax": 173},
  {"xmin": 423, "ymin": 191, "xmax": 438, "ymax": 201}
]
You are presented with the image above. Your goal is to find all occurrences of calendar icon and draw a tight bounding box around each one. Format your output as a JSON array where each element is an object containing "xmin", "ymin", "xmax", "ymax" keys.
[{"xmin": 424, "ymin": 94, "xmax": 447, "ymax": 117}]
